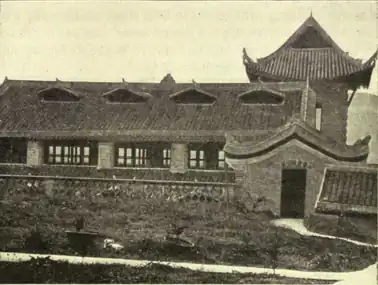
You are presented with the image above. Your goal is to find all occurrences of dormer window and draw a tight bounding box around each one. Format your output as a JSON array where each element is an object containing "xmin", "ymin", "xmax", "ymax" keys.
[
  {"xmin": 38, "ymin": 87, "xmax": 80, "ymax": 102},
  {"xmin": 103, "ymin": 88, "xmax": 151, "ymax": 103},
  {"xmin": 238, "ymin": 89, "xmax": 285, "ymax": 104},
  {"xmin": 169, "ymin": 88, "xmax": 216, "ymax": 105}
]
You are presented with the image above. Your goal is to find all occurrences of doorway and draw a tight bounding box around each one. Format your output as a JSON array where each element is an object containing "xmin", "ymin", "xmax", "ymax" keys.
[{"xmin": 280, "ymin": 169, "xmax": 307, "ymax": 218}]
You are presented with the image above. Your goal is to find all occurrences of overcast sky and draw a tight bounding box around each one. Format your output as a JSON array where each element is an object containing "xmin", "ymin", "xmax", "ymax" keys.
[{"xmin": 0, "ymin": 1, "xmax": 376, "ymax": 93}]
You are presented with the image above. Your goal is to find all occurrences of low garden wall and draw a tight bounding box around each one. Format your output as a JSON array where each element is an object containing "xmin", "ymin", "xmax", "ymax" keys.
[{"xmin": 0, "ymin": 164, "xmax": 235, "ymax": 182}]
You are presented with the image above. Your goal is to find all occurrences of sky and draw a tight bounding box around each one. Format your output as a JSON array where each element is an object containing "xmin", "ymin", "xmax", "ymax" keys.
[{"xmin": 0, "ymin": 1, "xmax": 377, "ymax": 93}]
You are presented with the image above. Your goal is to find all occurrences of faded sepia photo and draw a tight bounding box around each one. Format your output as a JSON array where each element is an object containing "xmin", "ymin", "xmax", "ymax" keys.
[{"xmin": 0, "ymin": 1, "xmax": 376, "ymax": 284}]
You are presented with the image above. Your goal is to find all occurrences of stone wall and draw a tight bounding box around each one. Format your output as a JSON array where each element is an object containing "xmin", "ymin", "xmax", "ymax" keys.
[{"xmin": 0, "ymin": 176, "xmax": 236, "ymax": 202}]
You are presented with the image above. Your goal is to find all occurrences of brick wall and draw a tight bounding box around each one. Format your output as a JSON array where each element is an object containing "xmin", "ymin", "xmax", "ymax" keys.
[
  {"xmin": 228, "ymin": 141, "xmax": 353, "ymax": 217},
  {"xmin": 312, "ymin": 83, "xmax": 349, "ymax": 143}
]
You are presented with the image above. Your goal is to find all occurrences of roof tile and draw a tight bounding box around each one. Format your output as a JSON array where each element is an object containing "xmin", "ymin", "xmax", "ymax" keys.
[
  {"xmin": 318, "ymin": 167, "xmax": 377, "ymax": 209},
  {"xmin": 0, "ymin": 80, "xmax": 306, "ymax": 139}
]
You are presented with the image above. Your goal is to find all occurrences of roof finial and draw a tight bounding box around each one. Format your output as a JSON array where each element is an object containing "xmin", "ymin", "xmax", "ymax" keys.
[
  {"xmin": 122, "ymin": 78, "xmax": 128, "ymax": 85},
  {"xmin": 243, "ymin": 48, "xmax": 252, "ymax": 64},
  {"xmin": 192, "ymin": 79, "xmax": 197, "ymax": 88},
  {"xmin": 56, "ymin": 78, "xmax": 60, "ymax": 82},
  {"xmin": 310, "ymin": 10, "xmax": 313, "ymax": 17}
]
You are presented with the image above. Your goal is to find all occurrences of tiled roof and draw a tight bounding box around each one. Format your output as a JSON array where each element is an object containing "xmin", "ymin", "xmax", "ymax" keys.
[
  {"xmin": 0, "ymin": 79, "xmax": 305, "ymax": 141},
  {"xmin": 243, "ymin": 15, "xmax": 377, "ymax": 85},
  {"xmin": 316, "ymin": 165, "xmax": 377, "ymax": 214},
  {"xmin": 224, "ymin": 118, "xmax": 370, "ymax": 162},
  {"xmin": 250, "ymin": 48, "xmax": 369, "ymax": 81}
]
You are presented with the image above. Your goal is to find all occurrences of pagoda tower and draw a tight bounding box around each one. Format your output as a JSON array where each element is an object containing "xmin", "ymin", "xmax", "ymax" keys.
[
  {"xmin": 224, "ymin": 15, "xmax": 377, "ymax": 218},
  {"xmin": 242, "ymin": 15, "xmax": 377, "ymax": 144}
]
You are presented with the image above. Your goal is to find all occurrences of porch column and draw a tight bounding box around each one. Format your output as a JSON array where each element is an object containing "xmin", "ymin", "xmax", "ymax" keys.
[
  {"xmin": 170, "ymin": 143, "xmax": 188, "ymax": 173},
  {"xmin": 98, "ymin": 142, "xmax": 115, "ymax": 169},
  {"xmin": 27, "ymin": 140, "xmax": 44, "ymax": 166}
]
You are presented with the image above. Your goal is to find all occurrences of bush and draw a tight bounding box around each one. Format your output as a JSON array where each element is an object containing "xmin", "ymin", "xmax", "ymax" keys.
[{"xmin": 23, "ymin": 229, "xmax": 49, "ymax": 254}]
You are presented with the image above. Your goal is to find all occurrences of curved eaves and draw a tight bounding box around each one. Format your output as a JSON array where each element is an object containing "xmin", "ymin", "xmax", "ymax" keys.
[{"xmin": 225, "ymin": 122, "xmax": 369, "ymax": 162}]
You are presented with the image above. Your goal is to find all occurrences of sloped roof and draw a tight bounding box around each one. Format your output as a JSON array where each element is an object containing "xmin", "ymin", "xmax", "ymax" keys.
[
  {"xmin": 243, "ymin": 15, "xmax": 377, "ymax": 87},
  {"xmin": 224, "ymin": 117, "xmax": 370, "ymax": 162},
  {"xmin": 0, "ymin": 78, "xmax": 306, "ymax": 142},
  {"xmin": 316, "ymin": 165, "xmax": 377, "ymax": 214}
]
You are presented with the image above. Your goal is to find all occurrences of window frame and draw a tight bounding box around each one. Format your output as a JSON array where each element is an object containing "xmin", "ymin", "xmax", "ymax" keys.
[
  {"xmin": 46, "ymin": 141, "xmax": 93, "ymax": 165},
  {"xmin": 162, "ymin": 148, "xmax": 171, "ymax": 168},
  {"xmin": 217, "ymin": 149, "xmax": 226, "ymax": 169},
  {"xmin": 0, "ymin": 138, "xmax": 27, "ymax": 164},
  {"xmin": 188, "ymin": 148, "xmax": 205, "ymax": 169},
  {"xmin": 115, "ymin": 144, "xmax": 149, "ymax": 168},
  {"xmin": 315, "ymin": 102, "xmax": 322, "ymax": 131}
]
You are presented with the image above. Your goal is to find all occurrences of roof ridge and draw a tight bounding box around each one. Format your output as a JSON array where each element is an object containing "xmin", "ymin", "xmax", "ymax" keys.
[{"xmin": 257, "ymin": 15, "xmax": 348, "ymax": 62}]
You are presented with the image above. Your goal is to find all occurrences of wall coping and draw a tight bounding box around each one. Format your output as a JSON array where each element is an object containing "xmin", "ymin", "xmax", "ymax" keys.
[{"xmin": 0, "ymin": 174, "xmax": 238, "ymax": 187}]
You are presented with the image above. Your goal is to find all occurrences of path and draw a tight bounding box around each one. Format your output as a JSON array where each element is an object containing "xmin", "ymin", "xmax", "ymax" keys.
[
  {"xmin": 272, "ymin": 219, "xmax": 377, "ymax": 248},
  {"xmin": 332, "ymin": 263, "xmax": 376, "ymax": 285},
  {"xmin": 0, "ymin": 251, "xmax": 375, "ymax": 283}
]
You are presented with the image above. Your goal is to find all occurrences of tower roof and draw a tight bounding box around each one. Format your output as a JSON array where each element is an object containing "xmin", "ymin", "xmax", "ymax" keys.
[{"xmin": 244, "ymin": 15, "xmax": 377, "ymax": 88}]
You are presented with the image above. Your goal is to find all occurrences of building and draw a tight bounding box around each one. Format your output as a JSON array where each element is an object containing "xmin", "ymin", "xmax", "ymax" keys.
[{"xmin": 0, "ymin": 15, "xmax": 376, "ymax": 218}]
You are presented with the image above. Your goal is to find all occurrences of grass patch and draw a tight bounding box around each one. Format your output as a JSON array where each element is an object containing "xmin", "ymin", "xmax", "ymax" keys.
[{"xmin": 0, "ymin": 185, "xmax": 376, "ymax": 273}]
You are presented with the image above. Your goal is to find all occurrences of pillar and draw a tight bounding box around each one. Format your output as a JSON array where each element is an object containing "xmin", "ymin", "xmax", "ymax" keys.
[
  {"xmin": 27, "ymin": 140, "xmax": 44, "ymax": 166},
  {"xmin": 98, "ymin": 142, "xmax": 115, "ymax": 169},
  {"xmin": 170, "ymin": 143, "xmax": 188, "ymax": 173}
]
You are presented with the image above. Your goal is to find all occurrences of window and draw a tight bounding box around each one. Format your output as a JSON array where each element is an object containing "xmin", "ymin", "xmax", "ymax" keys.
[
  {"xmin": 46, "ymin": 142, "xmax": 94, "ymax": 165},
  {"xmin": 39, "ymin": 87, "xmax": 80, "ymax": 102},
  {"xmin": 316, "ymin": 103, "xmax": 322, "ymax": 131},
  {"xmin": 238, "ymin": 90, "xmax": 284, "ymax": 104},
  {"xmin": 116, "ymin": 145, "xmax": 148, "ymax": 167},
  {"xmin": 169, "ymin": 89, "xmax": 216, "ymax": 104},
  {"xmin": 163, "ymin": 148, "xmax": 171, "ymax": 167},
  {"xmin": 103, "ymin": 88, "xmax": 151, "ymax": 103},
  {"xmin": 189, "ymin": 149, "xmax": 205, "ymax": 169},
  {"xmin": 217, "ymin": 150, "xmax": 225, "ymax": 169},
  {"xmin": 0, "ymin": 139, "xmax": 27, "ymax": 164}
]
